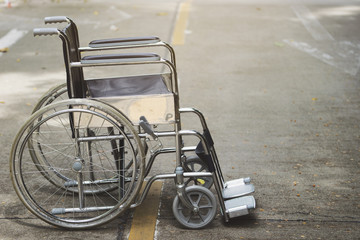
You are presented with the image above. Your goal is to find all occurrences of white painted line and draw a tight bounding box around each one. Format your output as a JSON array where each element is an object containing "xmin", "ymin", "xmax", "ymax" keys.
[
  {"xmin": 0, "ymin": 29, "xmax": 28, "ymax": 56},
  {"xmin": 283, "ymin": 39, "xmax": 335, "ymax": 65},
  {"xmin": 286, "ymin": 5, "xmax": 360, "ymax": 76},
  {"xmin": 284, "ymin": 39, "xmax": 360, "ymax": 76},
  {"xmin": 291, "ymin": 5, "xmax": 334, "ymax": 41}
]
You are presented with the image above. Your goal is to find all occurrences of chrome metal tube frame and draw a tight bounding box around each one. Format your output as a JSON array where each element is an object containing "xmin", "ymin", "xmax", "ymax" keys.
[
  {"xmin": 178, "ymin": 130, "xmax": 226, "ymax": 195},
  {"xmin": 177, "ymin": 183, "xmax": 197, "ymax": 210},
  {"xmin": 146, "ymin": 129, "xmax": 227, "ymax": 217},
  {"xmin": 175, "ymin": 167, "xmax": 197, "ymax": 210},
  {"xmin": 144, "ymin": 146, "xmax": 196, "ymax": 177},
  {"xmin": 79, "ymin": 41, "xmax": 176, "ymax": 68},
  {"xmin": 59, "ymin": 29, "xmax": 182, "ymax": 181},
  {"xmin": 179, "ymin": 129, "xmax": 227, "ymax": 217},
  {"xmin": 179, "ymin": 108, "xmax": 225, "ymax": 185},
  {"xmin": 58, "ymin": 31, "xmax": 76, "ymax": 98},
  {"xmin": 63, "ymin": 178, "xmax": 129, "ymax": 187},
  {"xmin": 77, "ymin": 130, "xmax": 213, "ymax": 176},
  {"xmin": 180, "ymin": 108, "xmax": 209, "ymax": 131},
  {"xmin": 43, "ymin": 16, "xmax": 176, "ymax": 66},
  {"xmin": 75, "ymin": 116, "xmax": 227, "ymax": 216},
  {"xmin": 57, "ymin": 30, "xmax": 179, "ymax": 102},
  {"xmin": 179, "ymin": 130, "xmax": 210, "ymax": 155},
  {"xmin": 70, "ymin": 51, "xmax": 182, "ymax": 171},
  {"xmin": 77, "ymin": 131, "xmax": 180, "ymax": 142},
  {"xmin": 130, "ymin": 172, "xmax": 213, "ymax": 208},
  {"xmin": 52, "ymin": 206, "xmax": 114, "ymax": 215}
]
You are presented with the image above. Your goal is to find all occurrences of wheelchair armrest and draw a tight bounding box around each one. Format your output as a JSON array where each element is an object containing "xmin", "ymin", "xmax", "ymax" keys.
[
  {"xmin": 81, "ymin": 53, "xmax": 161, "ymax": 64},
  {"xmin": 89, "ymin": 36, "xmax": 161, "ymax": 48}
]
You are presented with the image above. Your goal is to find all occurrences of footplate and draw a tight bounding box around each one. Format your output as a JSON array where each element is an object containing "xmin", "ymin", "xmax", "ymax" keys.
[
  {"xmin": 224, "ymin": 195, "xmax": 256, "ymax": 219},
  {"xmin": 222, "ymin": 178, "xmax": 255, "ymax": 199}
]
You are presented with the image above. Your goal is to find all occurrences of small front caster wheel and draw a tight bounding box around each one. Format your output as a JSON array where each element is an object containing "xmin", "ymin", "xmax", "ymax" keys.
[
  {"xmin": 183, "ymin": 155, "xmax": 213, "ymax": 189},
  {"xmin": 172, "ymin": 185, "xmax": 217, "ymax": 229}
]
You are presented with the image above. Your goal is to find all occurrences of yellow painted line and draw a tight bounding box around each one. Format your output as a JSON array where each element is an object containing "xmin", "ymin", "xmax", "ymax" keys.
[
  {"xmin": 128, "ymin": 181, "xmax": 163, "ymax": 240},
  {"xmin": 172, "ymin": 0, "xmax": 193, "ymax": 45}
]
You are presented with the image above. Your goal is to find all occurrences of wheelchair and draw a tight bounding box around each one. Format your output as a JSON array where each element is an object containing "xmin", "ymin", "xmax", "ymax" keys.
[{"xmin": 9, "ymin": 16, "xmax": 256, "ymax": 229}]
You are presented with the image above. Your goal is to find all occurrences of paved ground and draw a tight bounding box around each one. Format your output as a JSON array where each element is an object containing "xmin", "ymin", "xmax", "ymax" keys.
[{"xmin": 1, "ymin": 0, "xmax": 360, "ymax": 239}]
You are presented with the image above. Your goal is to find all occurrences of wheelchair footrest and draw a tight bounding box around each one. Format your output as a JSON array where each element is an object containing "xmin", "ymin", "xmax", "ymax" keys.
[
  {"xmin": 224, "ymin": 195, "xmax": 256, "ymax": 219},
  {"xmin": 222, "ymin": 178, "xmax": 255, "ymax": 199}
]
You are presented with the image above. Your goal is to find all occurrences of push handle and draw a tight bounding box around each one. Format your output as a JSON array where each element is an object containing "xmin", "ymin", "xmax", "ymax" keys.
[
  {"xmin": 33, "ymin": 28, "xmax": 59, "ymax": 37},
  {"xmin": 44, "ymin": 16, "xmax": 69, "ymax": 24}
]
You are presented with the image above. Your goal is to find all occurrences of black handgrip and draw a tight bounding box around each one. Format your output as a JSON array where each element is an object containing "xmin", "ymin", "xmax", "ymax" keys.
[
  {"xmin": 44, "ymin": 16, "xmax": 69, "ymax": 24},
  {"xmin": 33, "ymin": 28, "xmax": 59, "ymax": 37}
]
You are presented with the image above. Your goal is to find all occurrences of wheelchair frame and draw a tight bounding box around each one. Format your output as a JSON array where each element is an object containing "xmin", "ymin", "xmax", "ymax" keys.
[{"xmin": 9, "ymin": 16, "xmax": 256, "ymax": 229}]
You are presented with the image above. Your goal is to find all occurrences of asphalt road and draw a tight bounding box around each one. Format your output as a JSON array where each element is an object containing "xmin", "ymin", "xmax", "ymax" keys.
[{"xmin": 1, "ymin": 0, "xmax": 360, "ymax": 239}]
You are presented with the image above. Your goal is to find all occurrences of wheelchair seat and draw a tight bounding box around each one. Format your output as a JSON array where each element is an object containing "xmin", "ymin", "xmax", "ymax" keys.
[{"xmin": 87, "ymin": 74, "xmax": 171, "ymax": 98}]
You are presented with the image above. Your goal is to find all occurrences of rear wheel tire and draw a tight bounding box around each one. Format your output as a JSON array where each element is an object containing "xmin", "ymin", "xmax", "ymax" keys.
[
  {"xmin": 10, "ymin": 99, "xmax": 145, "ymax": 229},
  {"xmin": 32, "ymin": 83, "xmax": 68, "ymax": 113}
]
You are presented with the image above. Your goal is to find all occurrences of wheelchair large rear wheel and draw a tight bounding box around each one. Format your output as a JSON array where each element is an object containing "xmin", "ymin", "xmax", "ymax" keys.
[
  {"xmin": 32, "ymin": 83, "xmax": 68, "ymax": 113},
  {"xmin": 10, "ymin": 99, "xmax": 145, "ymax": 229},
  {"xmin": 29, "ymin": 85, "xmax": 147, "ymax": 184}
]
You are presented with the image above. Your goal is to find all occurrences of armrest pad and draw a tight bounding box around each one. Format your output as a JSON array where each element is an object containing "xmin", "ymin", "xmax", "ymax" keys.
[
  {"xmin": 81, "ymin": 53, "xmax": 161, "ymax": 64},
  {"xmin": 89, "ymin": 36, "xmax": 161, "ymax": 48}
]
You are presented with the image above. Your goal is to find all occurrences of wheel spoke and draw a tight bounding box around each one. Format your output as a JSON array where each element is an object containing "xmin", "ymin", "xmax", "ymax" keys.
[
  {"xmin": 198, "ymin": 166, "xmax": 206, "ymax": 172},
  {"xmin": 196, "ymin": 193, "xmax": 204, "ymax": 205},
  {"xmin": 186, "ymin": 212, "xmax": 193, "ymax": 223},
  {"xmin": 183, "ymin": 157, "xmax": 213, "ymax": 189},
  {"xmin": 199, "ymin": 204, "xmax": 213, "ymax": 209},
  {"xmin": 172, "ymin": 186, "xmax": 216, "ymax": 229},
  {"xmin": 190, "ymin": 162, "xmax": 195, "ymax": 171},
  {"xmin": 184, "ymin": 178, "xmax": 192, "ymax": 186},
  {"xmin": 11, "ymin": 100, "xmax": 145, "ymax": 229},
  {"xmin": 197, "ymin": 212, "xmax": 205, "ymax": 223}
]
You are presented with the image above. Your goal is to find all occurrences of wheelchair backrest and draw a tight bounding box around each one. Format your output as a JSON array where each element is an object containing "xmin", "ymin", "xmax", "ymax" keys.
[{"xmin": 60, "ymin": 23, "xmax": 86, "ymax": 98}]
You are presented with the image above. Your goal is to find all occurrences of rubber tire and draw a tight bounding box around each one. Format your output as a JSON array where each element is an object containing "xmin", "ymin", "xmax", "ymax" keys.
[
  {"xmin": 172, "ymin": 185, "xmax": 217, "ymax": 229},
  {"xmin": 10, "ymin": 99, "xmax": 145, "ymax": 229}
]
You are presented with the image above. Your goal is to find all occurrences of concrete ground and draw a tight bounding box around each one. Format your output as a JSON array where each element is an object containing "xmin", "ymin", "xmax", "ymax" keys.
[{"xmin": 0, "ymin": 0, "xmax": 360, "ymax": 239}]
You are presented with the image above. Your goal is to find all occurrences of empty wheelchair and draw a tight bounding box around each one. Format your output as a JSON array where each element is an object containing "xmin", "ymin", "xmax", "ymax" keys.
[{"xmin": 10, "ymin": 16, "xmax": 256, "ymax": 229}]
